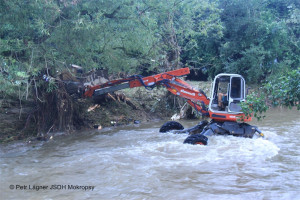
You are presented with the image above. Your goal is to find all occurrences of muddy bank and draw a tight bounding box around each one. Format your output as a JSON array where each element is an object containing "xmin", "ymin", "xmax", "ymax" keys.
[
  {"xmin": 0, "ymin": 98, "xmax": 37, "ymax": 143},
  {"xmin": 0, "ymin": 81, "xmax": 211, "ymax": 143}
]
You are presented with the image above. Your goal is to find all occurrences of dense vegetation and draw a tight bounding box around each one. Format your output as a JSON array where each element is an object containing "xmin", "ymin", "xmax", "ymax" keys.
[{"xmin": 0, "ymin": 0, "xmax": 299, "ymax": 134}]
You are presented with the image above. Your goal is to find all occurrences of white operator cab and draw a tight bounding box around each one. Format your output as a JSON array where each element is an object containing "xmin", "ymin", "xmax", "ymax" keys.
[{"xmin": 209, "ymin": 74, "xmax": 246, "ymax": 113}]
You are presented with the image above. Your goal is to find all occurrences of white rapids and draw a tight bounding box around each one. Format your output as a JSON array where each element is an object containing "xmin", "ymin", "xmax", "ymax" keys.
[{"xmin": 0, "ymin": 108, "xmax": 299, "ymax": 200}]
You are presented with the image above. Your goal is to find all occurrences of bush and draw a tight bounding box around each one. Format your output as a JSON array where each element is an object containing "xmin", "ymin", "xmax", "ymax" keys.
[
  {"xmin": 240, "ymin": 92, "xmax": 268, "ymax": 121},
  {"xmin": 264, "ymin": 68, "xmax": 300, "ymax": 110}
]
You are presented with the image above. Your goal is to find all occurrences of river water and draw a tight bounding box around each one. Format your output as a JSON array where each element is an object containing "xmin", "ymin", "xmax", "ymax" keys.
[{"xmin": 0, "ymin": 108, "xmax": 299, "ymax": 200}]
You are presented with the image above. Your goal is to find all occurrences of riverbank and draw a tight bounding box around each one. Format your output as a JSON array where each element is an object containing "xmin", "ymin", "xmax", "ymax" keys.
[{"xmin": 0, "ymin": 81, "xmax": 211, "ymax": 143}]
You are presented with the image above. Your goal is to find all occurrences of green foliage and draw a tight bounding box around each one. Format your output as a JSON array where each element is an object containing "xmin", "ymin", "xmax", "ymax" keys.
[
  {"xmin": 179, "ymin": 0, "xmax": 223, "ymax": 72},
  {"xmin": 240, "ymin": 92, "xmax": 269, "ymax": 121},
  {"xmin": 264, "ymin": 68, "xmax": 300, "ymax": 109},
  {"xmin": 0, "ymin": 57, "xmax": 29, "ymax": 98},
  {"xmin": 45, "ymin": 0, "xmax": 162, "ymax": 73},
  {"xmin": 241, "ymin": 68, "xmax": 300, "ymax": 121},
  {"xmin": 46, "ymin": 80, "xmax": 58, "ymax": 93},
  {"xmin": 218, "ymin": 0, "xmax": 300, "ymax": 83},
  {"xmin": 0, "ymin": 0, "xmax": 299, "ymax": 114}
]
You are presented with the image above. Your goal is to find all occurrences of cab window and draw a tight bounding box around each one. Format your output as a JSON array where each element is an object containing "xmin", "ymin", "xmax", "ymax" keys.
[{"xmin": 230, "ymin": 77, "xmax": 242, "ymax": 99}]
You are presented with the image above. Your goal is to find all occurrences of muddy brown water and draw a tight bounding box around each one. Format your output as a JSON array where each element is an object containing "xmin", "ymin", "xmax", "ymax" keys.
[{"xmin": 0, "ymin": 108, "xmax": 299, "ymax": 200}]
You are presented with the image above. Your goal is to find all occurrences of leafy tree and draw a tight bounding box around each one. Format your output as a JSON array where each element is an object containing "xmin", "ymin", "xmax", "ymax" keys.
[
  {"xmin": 178, "ymin": 0, "xmax": 223, "ymax": 75},
  {"xmin": 0, "ymin": 0, "xmax": 60, "ymax": 98},
  {"xmin": 264, "ymin": 68, "xmax": 300, "ymax": 109},
  {"xmin": 218, "ymin": 0, "xmax": 300, "ymax": 83},
  {"xmin": 45, "ymin": 0, "xmax": 162, "ymax": 74}
]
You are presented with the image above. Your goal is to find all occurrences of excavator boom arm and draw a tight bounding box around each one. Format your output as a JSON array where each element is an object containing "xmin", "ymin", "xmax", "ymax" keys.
[
  {"xmin": 83, "ymin": 67, "xmax": 210, "ymax": 115},
  {"xmin": 84, "ymin": 68, "xmax": 190, "ymax": 97}
]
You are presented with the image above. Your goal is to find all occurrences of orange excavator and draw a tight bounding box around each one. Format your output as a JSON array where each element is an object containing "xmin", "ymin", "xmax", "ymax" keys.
[{"xmin": 81, "ymin": 67, "xmax": 264, "ymax": 145}]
